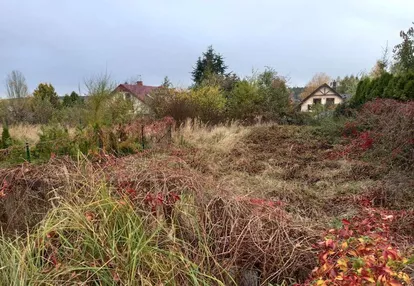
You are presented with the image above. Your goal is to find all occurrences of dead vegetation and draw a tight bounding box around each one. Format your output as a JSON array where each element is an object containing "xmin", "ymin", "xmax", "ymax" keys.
[{"xmin": 0, "ymin": 122, "xmax": 412, "ymax": 285}]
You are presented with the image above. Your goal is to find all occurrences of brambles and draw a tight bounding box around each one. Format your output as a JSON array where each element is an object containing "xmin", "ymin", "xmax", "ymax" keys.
[
  {"xmin": 0, "ymin": 122, "xmax": 413, "ymax": 285},
  {"xmin": 330, "ymin": 99, "xmax": 414, "ymax": 170}
]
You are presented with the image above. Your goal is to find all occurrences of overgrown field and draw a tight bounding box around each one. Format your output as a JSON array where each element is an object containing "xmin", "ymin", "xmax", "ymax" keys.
[{"xmin": 0, "ymin": 121, "xmax": 413, "ymax": 285}]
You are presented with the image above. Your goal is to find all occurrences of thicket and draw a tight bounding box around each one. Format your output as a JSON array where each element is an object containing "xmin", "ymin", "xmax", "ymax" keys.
[
  {"xmin": 331, "ymin": 99, "xmax": 414, "ymax": 171},
  {"xmin": 149, "ymin": 68, "xmax": 292, "ymax": 124}
]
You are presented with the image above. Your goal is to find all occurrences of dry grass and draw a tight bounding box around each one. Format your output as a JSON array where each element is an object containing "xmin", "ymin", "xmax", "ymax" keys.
[
  {"xmin": 1, "ymin": 124, "xmax": 76, "ymax": 145},
  {"xmin": 5, "ymin": 124, "xmax": 41, "ymax": 145},
  {"xmin": 174, "ymin": 119, "xmax": 252, "ymax": 153},
  {"xmin": 0, "ymin": 122, "xmax": 411, "ymax": 285},
  {"xmin": 173, "ymin": 123, "xmax": 383, "ymax": 220}
]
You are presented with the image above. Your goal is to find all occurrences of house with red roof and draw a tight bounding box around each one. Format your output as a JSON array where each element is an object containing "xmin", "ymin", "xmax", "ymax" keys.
[{"xmin": 113, "ymin": 81, "xmax": 160, "ymax": 114}]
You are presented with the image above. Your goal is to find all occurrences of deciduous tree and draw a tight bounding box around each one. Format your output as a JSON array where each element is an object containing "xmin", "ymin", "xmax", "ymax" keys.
[
  {"xmin": 5, "ymin": 70, "xmax": 28, "ymax": 99},
  {"xmin": 299, "ymin": 73, "xmax": 332, "ymax": 100},
  {"xmin": 4, "ymin": 70, "xmax": 30, "ymax": 123},
  {"xmin": 257, "ymin": 68, "xmax": 290, "ymax": 116}
]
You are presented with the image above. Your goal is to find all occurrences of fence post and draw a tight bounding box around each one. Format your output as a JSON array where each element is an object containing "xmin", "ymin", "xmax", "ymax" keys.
[
  {"xmin": 25, "ymin": 142, "xmax": 31, "ymax": 163},
  {"xmin": 168, "ymin": 124, "xmax": 172, "ymax": 144},
  {"xmin": 141, "ymin": 125, "xmax": 145, "ymax": 150}
]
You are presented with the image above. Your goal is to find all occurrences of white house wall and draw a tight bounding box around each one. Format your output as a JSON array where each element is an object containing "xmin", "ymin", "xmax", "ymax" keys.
[
  {"xmin": 117, "ymin": 92, "xmax": 151, "ymax": 114},
  {"xmin": 132, "ymin": 99, "xmax": 151, "ymax": 114},
  {"xmin": 300, "ymin": 94, "xmax": 343, "ymax": 112}
]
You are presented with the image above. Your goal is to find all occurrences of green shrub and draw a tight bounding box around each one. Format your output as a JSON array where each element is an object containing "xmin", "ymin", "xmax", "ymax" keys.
[
  {"xmin": 183, "ymin": 85, "xmax": 226, "ymax": 123},
  {"xmin": 1, "ymin": 123, "xmax": 12, "ymax": 149},
  {"xmin": 35, "ymin": 124, "xmax": 74, "ymax": 158},
  {"xmin": 256, "ymin": 69, "xmax": 290, "ymax": 118},
  {"xmin": 311, "ymin": 116, "xmax": 348, "ymax": 143},
  {"xmin": 149, "ymin": 88, "xmax": 197, "ymax": 123},
  {"xmin": 31, "ymin": 97, "xmax": 56, "ymax": 124},
  {"xmin": 85, "ymin": 93, "xmax": 137, "ymax": 127},
  {"xmin": 52, "ymin": 103, "xmax": 88, "ymax": 127},
  {"xmin": 118, "ymin": 138, "xmax": 142, "ymax": 155},
  {"xmin": 72, "ymin": 126, "xmax": 96, "ymax": 155},
  {"xmin": 226, "ymin": 80, "xmax": 261, "ymax": 120}
]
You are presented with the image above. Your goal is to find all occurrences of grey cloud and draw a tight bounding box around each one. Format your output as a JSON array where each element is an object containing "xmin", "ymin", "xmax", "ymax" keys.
[{"xmin": 0, "ymin": 0, "xmax": 413, "ymax": 97}]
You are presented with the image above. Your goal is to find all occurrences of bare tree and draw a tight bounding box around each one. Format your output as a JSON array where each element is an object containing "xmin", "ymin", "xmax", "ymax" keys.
[
  {"xmin": 5, "ymin": 70, "xmax": 29, "ymax": 99},
  {"xmin": 84, "ymin": 72, "xmax": 117, "ymax": 96},
  {"xmin": 84, "ymin": 72, "xmax": 118, "ymax": 126},
  {"xmin": 3, "ymin": 71, "xmax": 31, "ymax": 123}
]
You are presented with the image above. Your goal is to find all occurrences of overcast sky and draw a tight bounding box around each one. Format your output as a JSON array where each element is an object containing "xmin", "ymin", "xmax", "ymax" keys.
[{"xmin": 0, "ymin": 0, "xmax": 413, "ymax": 96}]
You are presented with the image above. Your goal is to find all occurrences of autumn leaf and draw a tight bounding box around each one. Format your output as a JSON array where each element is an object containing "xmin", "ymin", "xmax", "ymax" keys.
[
  {"xmin": 388, "ymin": 279, "xmax": 403, "ymax": 286},
  {"xmin": 362, "ymin": 276, "xmax": 375, "ymax": 283},
  {"xmin": 337, "ymin": 258, "xmax": 348, "ymax": 272},
  {"xmin": 315, "ymin": 279, "xmax": 327, "ymax": 286},
  {"xmin": 397, "ymin": 272, "xmax": 411, "ymax": 284},
  {"xmin": 325, "ymin": 238, "xmax": 335, "ymax": 248}
]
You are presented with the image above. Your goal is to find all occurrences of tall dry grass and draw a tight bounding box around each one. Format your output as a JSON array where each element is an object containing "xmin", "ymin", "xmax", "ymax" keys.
[
  {"xmin": 5, "ymin": 124, "xmax": 41, "ymax": 145},
  {"xmin": 174, "ymin": 119, "xmax": 252, "ymax": 153},
  {"xmin": 1, "ymin": 124, "xmax": 76, "ymax": 145}
]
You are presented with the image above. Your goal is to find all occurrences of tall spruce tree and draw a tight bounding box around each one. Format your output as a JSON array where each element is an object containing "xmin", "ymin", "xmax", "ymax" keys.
[{"xmin": 192, "ymin": 46, "xmax": 227, "ymax": 86}]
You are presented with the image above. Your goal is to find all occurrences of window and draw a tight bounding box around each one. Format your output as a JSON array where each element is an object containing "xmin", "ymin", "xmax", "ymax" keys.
[
  {"xmin": 326, "ymin": 98, "xmax": 335, "ymax": 108},
  {"xmin": 308, "ymin": 104, "xmax": 312, "ymax": 111},
  {"xmin": 313, "ymin": 98, "xmax": 321, "ymax": 105}
]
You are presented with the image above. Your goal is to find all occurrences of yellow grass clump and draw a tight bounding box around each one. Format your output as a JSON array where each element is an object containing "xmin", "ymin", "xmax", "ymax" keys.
[
  {"xmin": 1, "ymin": 124, "xmax": 76, "ymax": 145},
  {"xmin": 6, "ymin": 124, "xmax": 41, "ymax": 145},
  {"xmin": 174, "ymin": 119, "xmax": 252, "ymax": 153}
]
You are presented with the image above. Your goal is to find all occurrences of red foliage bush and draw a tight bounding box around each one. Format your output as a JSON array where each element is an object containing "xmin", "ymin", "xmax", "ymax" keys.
[
  {"xmin": 300, "ymin": 206, "xmax": 412, "ymax": 286},
  {"xmin": 332, "ymin": 99, "xmax": 414, "ymax": 170}
]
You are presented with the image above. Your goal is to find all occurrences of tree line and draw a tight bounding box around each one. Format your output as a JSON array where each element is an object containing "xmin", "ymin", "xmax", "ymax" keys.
[{"xmin": 2, "ymin": 22, "xmax": 414, "ymax": 127}]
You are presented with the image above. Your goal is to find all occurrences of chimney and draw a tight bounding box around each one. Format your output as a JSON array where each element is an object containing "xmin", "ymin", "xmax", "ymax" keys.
[
  {"xmin": 332, "ymin": 80, "xmax": 337, "ymax": 90},
  {"xmin": 137, "ymin": 81, "xmax": 143, "ymax": 86}
]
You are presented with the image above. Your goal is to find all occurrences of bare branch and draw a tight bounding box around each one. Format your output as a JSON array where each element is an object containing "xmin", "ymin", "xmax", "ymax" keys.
[{"xmin": 5, "ymin": 70, "xmax": 29, "ymax": 99}]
